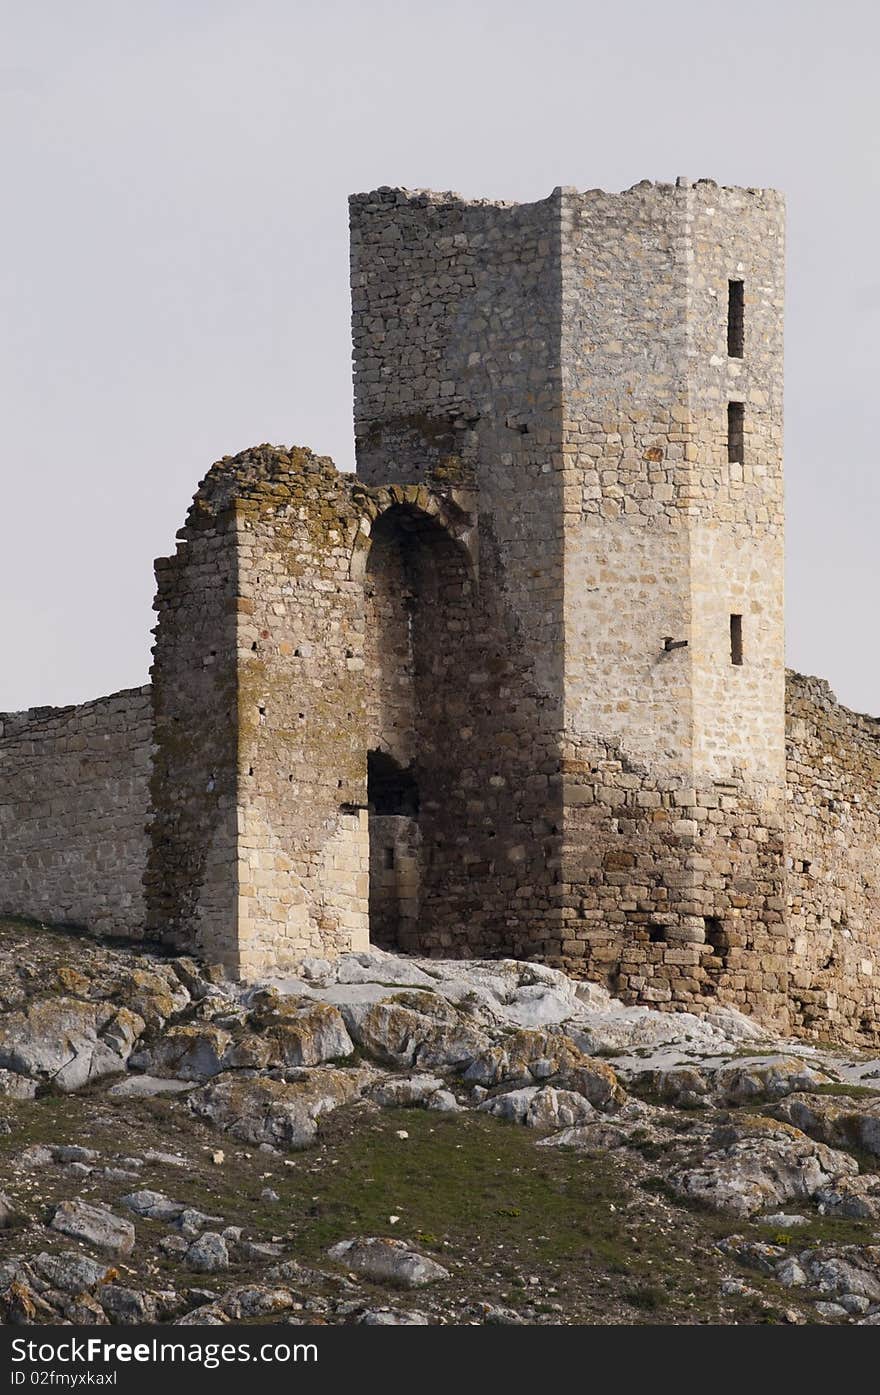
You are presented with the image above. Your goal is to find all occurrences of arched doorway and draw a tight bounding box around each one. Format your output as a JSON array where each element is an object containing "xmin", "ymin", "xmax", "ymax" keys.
[{"xmin": 363, "ymin": 502, "xmax": 473, "ymax": 951}]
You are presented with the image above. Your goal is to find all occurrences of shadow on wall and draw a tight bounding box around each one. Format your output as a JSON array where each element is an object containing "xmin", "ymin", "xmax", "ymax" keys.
[{"xmin": 363, "ymin": 503, "xmax": 474, "ymax": 953}]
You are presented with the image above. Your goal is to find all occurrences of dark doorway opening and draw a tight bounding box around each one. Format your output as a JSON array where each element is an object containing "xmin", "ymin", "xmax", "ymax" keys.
[
  {"xmin": 367, "ymin": 749, "xmax": 420, "ymax": 951},
  {"xmin": 367, "ymin": 749, "xmax": 419, "ymax": 817}
]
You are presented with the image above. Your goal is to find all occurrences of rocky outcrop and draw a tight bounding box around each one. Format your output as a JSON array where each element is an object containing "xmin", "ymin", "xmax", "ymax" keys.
[
  {"xmin": 5, "ymin": 921, "xmax": 880, "ymax": 1327},
  {"xmin": 0, "ymin": 998, "xmax": 145, "ymax": 1091},
  {"xmin": 189, "ymin": 1068, "xmax": 372, "ymax": 1149},
  {"xmin": 328, "ymin": 1238, "xmax": 450, "ymax": 1288},
  {"xmin": 667, "ymin": 1117, "xmax": 857, "ymax": 1218}
]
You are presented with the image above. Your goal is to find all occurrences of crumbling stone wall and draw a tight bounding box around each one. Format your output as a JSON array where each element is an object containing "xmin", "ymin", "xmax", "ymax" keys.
[
  {"xmin": 145, "ymin": 470, "xmax": 241, "ymax": 966},
  {"xmin": 147, "ymin": 446, "xmax": 369, "ymax": 976},
  {"xmin": 786, "ymin": 671, "xmax": 880, "ymax": 1046},
  {"xmin": 0, "ymin": 687, "xmax": 152, "ymax": 936}
]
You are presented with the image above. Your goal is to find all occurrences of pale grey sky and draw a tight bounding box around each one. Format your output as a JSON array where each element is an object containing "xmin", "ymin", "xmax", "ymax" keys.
[{"xmin": 2, "ymin": 0, "xmax": 878, "ymax": 714}]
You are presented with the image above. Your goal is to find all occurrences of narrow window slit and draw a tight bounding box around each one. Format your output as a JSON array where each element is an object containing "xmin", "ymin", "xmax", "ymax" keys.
[
  {"xmin": 727, "ymin": 279, "xmax": 744, "ymax": 358},
  {"xmin": 730, "ymin": 613, "xmax": 743, "ymax": 666},
  {"xmin": 727, "ymin": 401, "xmax": 744, "ymax": 464}
]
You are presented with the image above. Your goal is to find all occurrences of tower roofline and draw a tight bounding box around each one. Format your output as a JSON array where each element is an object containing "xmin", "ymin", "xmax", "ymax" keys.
[{"xmin": 349, "ymin": 178, "xmax": 783, "ymax": 211}]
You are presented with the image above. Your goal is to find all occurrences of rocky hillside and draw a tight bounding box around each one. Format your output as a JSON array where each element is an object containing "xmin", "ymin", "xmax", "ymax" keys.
[{"xmin": 2, "ymin": 918, "xmax": 880, "ymax": 1325}]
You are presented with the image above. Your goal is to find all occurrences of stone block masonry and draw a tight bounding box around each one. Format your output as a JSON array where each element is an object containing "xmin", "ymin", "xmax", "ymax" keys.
[
  {"xmin": 787, "ymin": 672, "xmax": 880, "ymax": 1046},
  {"xmin": 2, "ymin": 178, "xmax": 880, "ymax": 1048},
  {"xmin": 350, "ymin": 180, "xmax": 790, "ymax": 1030},
  {"xmin": 0, "ymin": 687, "xmax": 152, "ymax": 936}
]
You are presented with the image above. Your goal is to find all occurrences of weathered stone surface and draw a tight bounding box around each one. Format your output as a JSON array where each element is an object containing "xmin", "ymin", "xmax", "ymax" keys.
[
  {"xmin": 0, "ymin": 686, "xmax": 153, "ymax": 939},
  {"xmin": 174, "ymin": 1304, "xmax": 228, "ymax": 1325},
  {"xmin": 806, "ymin": 1252, "xmax": 880, "ymax": 1302},
  {"xmin": 107, "ymin": 1074, "xmax": 193, "ymax": 1098},
  {"xmin": 479, "ymin": 1086, "xmax": 597, "ymax": 1131},
  {"xmin": 177, "ymin": 1208, "xmax": 224, "ymax": 1239},
  {"xmin": 774, "ymin": 1091, "xmax": 880, "ymax": 1157},
  {"xmin": 247, "ymin": 991, "xmax": 354, "ymax": 1066},
  {"xmin": 139, "ymin": 1024, "xmax": 232, "ymax": 1081},
  {"xmin": 99, "ymin": 1285, "xmax": 158, "ymax": 1322},
  {"xmin": 369, "ymin": 1074, "xmax": 447, "ymax": 1108},
  {"xmin": 713, "ymin": 1058, "xmax": 832, "ymax": 1105},
  {"xmin": 0, "ymin": 1068, "xmax": 37, "ymax": 1099},
  {"xmin": 120, "ymin": 1190, "xmax": 185, "ymax": 1222},
  {"xmin": 0, "ymin": 997, "xmax": 145, "ymax": 1091},
  {"xmin": 50, "ymin": 1199, "xmax": 136, "ymax": 1255},
  {"xmin": 32, "ymin": 1251, "xmax": 109, "ymax": 1294},
  {"xmin": 358, "ymin": 1307, "xmax": 431, "ymax": 1325},
  {"xmin": 185, "ymin": 1233, "xmax": 229, "ymax": 1274},
  {"xmin": 815, "ymin": 1177, "xmax": 880, "ymax": 1220},
  {"xmin": 341, "ymin": 995, "xmax": 489, "ymax": 1071},
  {"xmin": 327, "ymin": 1237, "xmax": 449, "ymax": 1288},
  {"xmin": 189, "ymin": 1068, "xmax": 367, "ymax": 1149},
  {"xmin": 0, "ymin": 1279, "xmax": 59, "ymax": 1324},
  {"xmin": 220, "ymin": 1285, "xmax": 295, "ymax": 1319},
  {"xmin": 464, "ymin": 1028, "xmax": 594, "ymax": 1086},
  {"xmin": 669, "ymin": 1118, "xmax": 857, "ymax": 1218}
]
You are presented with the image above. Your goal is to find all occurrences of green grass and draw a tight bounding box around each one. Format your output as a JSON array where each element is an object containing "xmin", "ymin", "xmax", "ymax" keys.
[{"xmin": 0, "ymin": 1089, "xmax": 797, "ymax": 1324}]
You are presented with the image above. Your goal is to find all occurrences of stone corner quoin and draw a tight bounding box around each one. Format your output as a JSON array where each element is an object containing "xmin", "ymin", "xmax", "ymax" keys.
[{"xmin": 1, "ymin": 177, "xmax": 877, "ymax": 1048}]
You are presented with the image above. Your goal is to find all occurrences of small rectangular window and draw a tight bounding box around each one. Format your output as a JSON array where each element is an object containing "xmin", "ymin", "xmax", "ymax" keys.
[
  {"xmin": 730, "ymin": 614, "xmax": 743, "ymax": 666},
  {"xmin": 384, "ymin": 846, "xmax": 395, "ymax": 870},
  {"xmin": 727, "ymin": 401, "xmax": 744, "ymax": 463},
  {"xmin": 727, "ymin": 279, "xmax": 744, "ymax": 358}
]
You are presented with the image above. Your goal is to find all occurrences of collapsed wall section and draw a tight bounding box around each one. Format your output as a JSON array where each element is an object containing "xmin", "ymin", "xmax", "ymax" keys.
[
  {"xmin": 147, "ymin": 445, "xmax": 372, "ymax": 976},
  {"xmin": 145, "ymin": 465, "xmax": 242, "ymax": 965},
  {"xmin": 786, "ymin": 671, "xmax": 880, "ymax": 1046},
  {"xmin": 231, "ymin": 448, "xmax": 371, "ymax": 978},
  {"xmin": 0, "ymin": 687, "xmax": 152, "ymax": 936}
]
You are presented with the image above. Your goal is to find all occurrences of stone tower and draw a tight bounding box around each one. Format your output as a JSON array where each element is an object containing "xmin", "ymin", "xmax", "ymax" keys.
[{"xmin": 350, "ymin": 179, "xmax": 787, "ymax": 1021}]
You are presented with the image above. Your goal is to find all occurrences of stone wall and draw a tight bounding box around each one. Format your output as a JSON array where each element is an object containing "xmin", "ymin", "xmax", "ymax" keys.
[
  {"xmin": 555, "ymin": 180, "xmax": 789, "ymax": 1028},
  {"xmin": 786, "ymin": 671, "xmax": 880, "ymax": 1046},
  {"xmin": 349, "ymin": 181, "xmax": 791, "ymax": 1026},
  {"xmin": 350, "ymin": 188, "xmax": 569, "ymax": 957},
  {"xmin": 145, "ymin": 465, "xmax": 242, "ymax": 965},
  {"xmin": 0, "ymin": 687, "xmax": 152, "ymax": 937}
]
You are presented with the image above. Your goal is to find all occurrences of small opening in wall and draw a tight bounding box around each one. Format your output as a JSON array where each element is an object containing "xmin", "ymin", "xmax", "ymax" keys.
[
  {"xmin": 730, "ymin": 614, "xmax": 743, "ymax": 666},
  {"xmin": 384, "ymin": 846, "xmax": 395, "ymax": 871},
  {"xmin": 367, "ymin": 750, "xmax": 419, "ymax": 817},
  {"xmin": 727, "ymin": 279, "xmax": 744, "ymax": 358},
  {"xmin": 705, "ymin": 917, "xmax": 728, "ymax": 959},
  {"xmin": 727, "ymin": 402, "xmax": 744, "ymax": 463},
  {"xmin": 648, "ymin": 924, "xmax": 667, "ymax": 944}
]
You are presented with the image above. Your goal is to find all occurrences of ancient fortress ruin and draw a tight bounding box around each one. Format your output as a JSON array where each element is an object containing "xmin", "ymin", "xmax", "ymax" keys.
[{"xmin": 2, "ymin": 179, "xmax": 879, "ymax": 1046}]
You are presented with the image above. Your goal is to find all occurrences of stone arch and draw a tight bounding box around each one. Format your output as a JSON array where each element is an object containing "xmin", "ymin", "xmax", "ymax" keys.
[
  {"xmin": 361, "ymin": 496, "xmax": 476, "ymax": 951},
  {"xmin": 348, "ymin": 483, "xmax": 477, "ymax": 582}
]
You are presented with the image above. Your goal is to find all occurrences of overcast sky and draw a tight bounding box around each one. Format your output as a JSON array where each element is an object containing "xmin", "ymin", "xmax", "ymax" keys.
[{"xmin": 2, "ymin": 0, "xmax": 878, "ymax": 715}]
